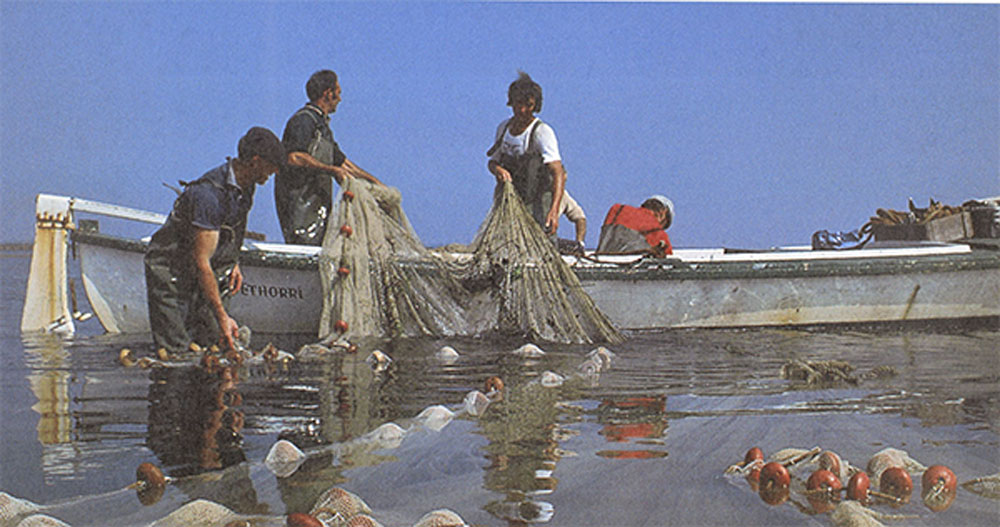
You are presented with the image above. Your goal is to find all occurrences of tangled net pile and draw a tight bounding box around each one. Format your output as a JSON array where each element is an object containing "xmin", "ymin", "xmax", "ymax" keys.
[{"xmin": 318, "ymin": 178, "xmax": 622, "ymax": 344}]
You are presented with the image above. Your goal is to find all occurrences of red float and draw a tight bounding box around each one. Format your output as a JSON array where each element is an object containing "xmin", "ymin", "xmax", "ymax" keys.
[
  {"xmin": 744, "ymin": 447, "xmax": 764, "ymax": 465},
  {"xmin": 922, "ymin": 465, "xmax": 958, "ymax": 513},
  {"xmin": 340, "ymin": 224, "xmax": 353, "ymax": 237},
  {"xmin": 759, "ymin": 485, "xmax": 789, "ymax": 506},
  {"xmin": 847, "ymin": 471, "xmax": 870, "ymax": 502},
  {"xmin": 807, "ymin": 469, "xmax": 843, "ymax": 494},
  {"xmin": 337, "ymin": 266, "xmax": 350, "ymax": 277},
  {"xmin": 334, "ymin": 320, "xmax": 349, "ymax": 333},
  {"xmin": 807, "ymin": 468, "xmax": 844, "ymax": 513},
  {"xmin": 287, "ymin": 513, "xmax": 323, "ymax": 527},
  {"xmin": 746, "ymin": 465, "xmax": 761, "ymax": 492},
  {"xmin": 342, "ymin": 190, "xmax": 355, "ymax": 201},
  {"xmin": 484, "ymin": 376, "xmax": 505, "ymax": 395},
  {"xmin": 759, "ymin": 462, "xmax": 791, "ymax": 491},
  {"xmin": 818, "ymin": 451, "xmax": 842, "ymax": 477},
  {"xmin": 135, "ymin": 462, "xmax": 166, "ymax": 506},
  {"xmin": 880, "ymin": 466, "xmax": 913, "ymax": 505},
  {"xmin": 922, "ymin": 465, "xmax": 957, "ymax": 495}
]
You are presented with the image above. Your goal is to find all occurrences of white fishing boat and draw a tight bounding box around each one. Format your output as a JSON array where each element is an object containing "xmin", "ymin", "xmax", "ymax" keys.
[{"xmin": 20, "ymin": 193, "xmax": 1000, "ymax": 336}]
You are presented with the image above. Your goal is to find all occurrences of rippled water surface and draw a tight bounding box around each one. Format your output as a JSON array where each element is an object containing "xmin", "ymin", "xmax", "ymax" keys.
[{"xmin": 2, "ymin": 252, "xmax": 999, "ymax": 526}]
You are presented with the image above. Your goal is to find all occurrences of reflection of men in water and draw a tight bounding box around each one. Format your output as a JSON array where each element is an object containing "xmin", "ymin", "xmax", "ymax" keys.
[
  {"xmin": 478, "ymin": 378, "xmax": 562, "ymax": 523},
  {"xmin": 146, "ymin": 363, "xmax": 259, "ymax": 511}
]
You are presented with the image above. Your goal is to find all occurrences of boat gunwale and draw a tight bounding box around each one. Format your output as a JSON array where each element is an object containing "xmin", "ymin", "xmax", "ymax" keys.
[{"xmin": 71, "ymin": 229, "xmax": 1000, "ymax": 281}]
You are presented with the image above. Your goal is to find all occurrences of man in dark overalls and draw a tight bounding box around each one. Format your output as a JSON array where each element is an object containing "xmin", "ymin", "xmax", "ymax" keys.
[
  {"xmin": 144, "ymin": 127, "xmax": 284, "ymax": 354},
  {"xmin": 274, "ymin": 69, "xmax": 383, "ymax": 245},
  {"xmin": 487, "ymin": 72, "xmax": 568, "ymax": 239}
]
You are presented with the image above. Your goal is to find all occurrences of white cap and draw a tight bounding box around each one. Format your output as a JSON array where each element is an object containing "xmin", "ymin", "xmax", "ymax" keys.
[{"xmin": 647, "ymin": 195, "xmax": 674, "ymax": 228}]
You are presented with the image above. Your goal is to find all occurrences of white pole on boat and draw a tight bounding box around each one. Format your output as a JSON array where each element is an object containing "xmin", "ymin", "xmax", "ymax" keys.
[{"xmin": 21, "ymin": 194, "xmax": 76, "ymax": 335}]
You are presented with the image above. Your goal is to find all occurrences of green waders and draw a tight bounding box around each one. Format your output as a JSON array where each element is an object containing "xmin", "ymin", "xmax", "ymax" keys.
[
  {"xmin": 145, "ymin": 176, "xmax": 244, "ymax": 353},
  {"xmin": 275, "ymin": 108, "xmax": 337, "ymax": 245},
  {"xmin": 490, "ymin": 120, "xmax": 555, "ymax": 239}
]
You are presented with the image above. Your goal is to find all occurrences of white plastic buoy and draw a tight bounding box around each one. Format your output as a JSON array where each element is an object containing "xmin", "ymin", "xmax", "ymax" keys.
[
  {"xmin": 366, "ymin": 350, "xmax": 392, "ymax": 367},
  {"xmin": 513, "ymin": 343, "xmax": 546, "ymax": 358},
  {"xmin": 363, "ymin": 422, "xmax": 406, "ymax": 450},
  {"xmin": 1, "ymin": 492, "xmax": 40, "ymax": 523},
  {"xmin": 413, "ymin": 508, "xmax": 467, "ymax": 527},
  {"xmin": 577, "ymin": 357, "xmax": 602, "ymax": 376},
  {"xmin": 15, "ymin": 514, "xmax": 72, "ymax": 527},
  {"xmin": 416, "ymin": 405, "xmax": 454, "ymax": 432},
  {"xmin": 539, "ymin": 371, "xmax": 565, "ymax": 388},
  {"xmin": 264, "ymin": 439, "xmax": 305, "ymax": 478},
  {"xmin": 463, "ymin": 390, "xmax": 491, "ymax": 416},
  {"xmin": 587, "ymin": 346, "xmax": 616, "ymax": 370},
  {"xmin": 309, "ymin": 487, "xmax": 372, "ymax": 521},
  {"xmin": 435, "ymin": 345, "xmax": 460, "ymax": 362},
  {"xmin": 149, "ymin": 499, "xmax": 238, "ymax": 527}
]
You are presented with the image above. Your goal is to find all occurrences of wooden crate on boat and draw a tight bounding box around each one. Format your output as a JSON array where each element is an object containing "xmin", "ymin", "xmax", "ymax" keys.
[{"xmin": 874, "ymin": 211, "xmax": 974, "ymax": 242}]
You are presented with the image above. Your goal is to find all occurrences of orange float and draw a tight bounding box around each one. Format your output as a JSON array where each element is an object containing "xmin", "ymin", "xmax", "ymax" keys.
[
  {"xmin": 846, "ymin": 471, "xmax": 870, "ymax": 502},
  {"xmin": 879, "ymin": 466, "xmax": 913, "ymax": 505},
  {"xmin": 922, "ymin": 465, "xmax": 958, "ymax": 512},
  {"xmin": 759, "ymin": 461, "xmax": 791, "ymax": 491},
  {"xmin": 759, "ymin": 485, "xmax": 789, "ymax": 506},
  {"xmin": 135, "ymin": 462, "xmax": 166, "ymax": 506},
  {"xmin": 484, "ymin": 376, "xmax": 505, "ymax": 395},
  {"xmin": 287, "ymin": 513, "xmax": 323, "ymax": 527},
  {"xmin": 744, "ymin": 447, "xmax": 764, "ymax": 465},
  {"xmin": 817, "ymin": 451, "xmax": 842, "ymax": 477},
  {"xmin": 806, "ymin": 468, "xmax": 843, "ymax": 513}
]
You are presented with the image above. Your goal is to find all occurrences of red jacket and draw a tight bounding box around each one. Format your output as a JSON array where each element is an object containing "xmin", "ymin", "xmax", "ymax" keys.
[{"xmin": 597, "ymin": 204, "xmax": 673, "ymax": 255}]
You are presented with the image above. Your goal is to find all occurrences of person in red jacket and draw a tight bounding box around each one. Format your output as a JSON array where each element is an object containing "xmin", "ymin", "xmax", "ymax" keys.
[{"xmin": 596, "ymin": 195, "xmax": 674, "ymax": 256}]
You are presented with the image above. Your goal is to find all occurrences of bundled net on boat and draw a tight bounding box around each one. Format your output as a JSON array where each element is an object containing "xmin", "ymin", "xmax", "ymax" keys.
[{"xmin": 318, "ymin": 177, "xmax": 622, "ymax": 344}]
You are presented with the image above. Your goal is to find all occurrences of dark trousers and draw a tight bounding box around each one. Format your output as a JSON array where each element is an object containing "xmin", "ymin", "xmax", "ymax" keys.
[{"xmin": 144, "ymin": 262, "xmax": 227, "ymax": 353}]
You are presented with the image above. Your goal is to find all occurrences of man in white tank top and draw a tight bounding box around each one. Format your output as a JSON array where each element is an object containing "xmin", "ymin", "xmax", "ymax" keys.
[{"xmin": 487, "ymin": 72, "xmax": 567, "ymax": 237}]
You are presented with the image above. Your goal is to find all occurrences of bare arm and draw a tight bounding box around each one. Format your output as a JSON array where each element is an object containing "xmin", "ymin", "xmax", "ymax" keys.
[
  {"xmin": 192, "ymin": 228, "xmax": 238, "ymax": 350},
  {"xmin": 488, "ymin": 159, "xmax": 512, "ymax": 183},
  {"xmin": 342, "ymin": 158, "xmax": 383, "ymax": 186},
  {"xmin": 544, "ymin": 161, "xmax": 567, "ymax": 235},
  {"xmin": 286, "ymin": 151, "xmax": 350, "ymax": 185}
]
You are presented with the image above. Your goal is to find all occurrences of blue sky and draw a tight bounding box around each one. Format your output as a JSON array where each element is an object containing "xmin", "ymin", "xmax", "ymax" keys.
[{"xmin": 2, "ymin": 2, "xmax": 997, "ymax": 248}]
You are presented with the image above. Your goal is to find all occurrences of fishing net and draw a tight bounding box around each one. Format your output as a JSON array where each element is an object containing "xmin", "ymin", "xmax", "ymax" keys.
[{"xmin": 317, "ymin": 177, "xmax": 622, "ymax": 344}]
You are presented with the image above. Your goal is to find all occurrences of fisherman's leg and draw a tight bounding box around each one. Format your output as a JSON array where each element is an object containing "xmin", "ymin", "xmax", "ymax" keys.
[
  {"xmin": 144, "ymin": 262, "xmax": 193, "ymax": 354},
  {"xmin": 186, "ymin": 275, "xmax": 232, "ymax": 349}
]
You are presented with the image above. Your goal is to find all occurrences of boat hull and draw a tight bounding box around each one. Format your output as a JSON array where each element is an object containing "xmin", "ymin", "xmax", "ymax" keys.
[{"xmin": 72, "ymin": 230, "xmax": 1000, "ymax": 335}]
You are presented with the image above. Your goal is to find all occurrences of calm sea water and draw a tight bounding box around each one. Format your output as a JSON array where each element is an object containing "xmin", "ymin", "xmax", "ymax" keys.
[{"xmin": 1, "ymin": 250, "xmax": 998, "ymax": 526}]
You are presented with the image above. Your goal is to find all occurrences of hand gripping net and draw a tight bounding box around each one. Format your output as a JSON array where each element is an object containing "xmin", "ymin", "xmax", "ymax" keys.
[{"xmin": 318, "ymin": 178, "xmax": 622, "ymax": 345}]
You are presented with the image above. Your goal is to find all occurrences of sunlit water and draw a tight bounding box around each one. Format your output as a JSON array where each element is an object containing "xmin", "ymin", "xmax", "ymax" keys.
[{"xmin": 2, "ymin": 251, "xmax": 998, "ymax": 526}]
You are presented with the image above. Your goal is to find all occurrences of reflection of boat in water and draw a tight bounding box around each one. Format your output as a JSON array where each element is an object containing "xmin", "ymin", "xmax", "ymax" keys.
[
  {"xmin": 597, "ymin": 396, "xmax": 669, "ymax": 460},
  {"xmin": 20, "ymin": 193, "xmax": 1000, "ymax": 337}
]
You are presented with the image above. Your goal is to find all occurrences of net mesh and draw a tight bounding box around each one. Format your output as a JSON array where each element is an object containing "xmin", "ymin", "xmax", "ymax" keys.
[{"xmin": 318, "ymin": 178, "xmax": 622, "ymax": 345}]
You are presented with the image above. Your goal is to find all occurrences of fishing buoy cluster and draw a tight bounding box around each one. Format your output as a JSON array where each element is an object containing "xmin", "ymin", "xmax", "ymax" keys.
[
  {"xmin": 117, "ymin": 326, "xmax": 296, "ymax": 373},
  {"xmin": 725, "ymin": 445, "xmax": 962, "ymax": 516}
]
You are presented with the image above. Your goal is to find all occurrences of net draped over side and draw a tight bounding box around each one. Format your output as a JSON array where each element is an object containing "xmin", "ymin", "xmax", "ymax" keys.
[{"xmin": 318, "ymin": 178, "xmax": 622, "ymax": 344}]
